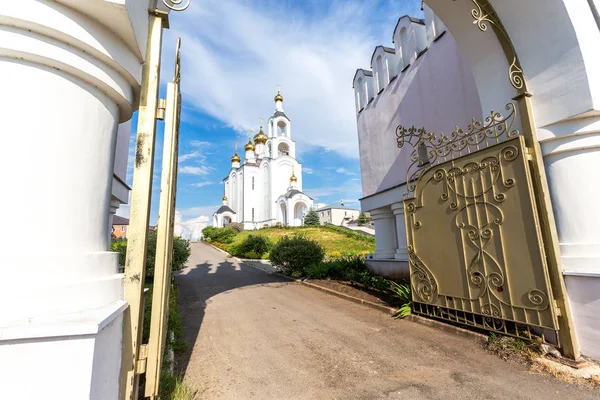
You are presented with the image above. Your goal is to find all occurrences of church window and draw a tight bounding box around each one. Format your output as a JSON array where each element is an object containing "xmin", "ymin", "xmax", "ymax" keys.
[
  {"xmin": 278, "ymin": 142, "xmax": 290, "ymax": 156},
  {"xmin": 252, "ymin": 208, "xmax": 255, "ymax": 221},
  {"xmin": 252, "ymin": 176, "xmax": 255, "ymax": 190}
]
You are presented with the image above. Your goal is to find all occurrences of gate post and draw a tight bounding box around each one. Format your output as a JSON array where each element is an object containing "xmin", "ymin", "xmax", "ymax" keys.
[
  {"xmin": 119, "ymin": 11, "xmax": 167, "ymax": 400},
  {"xmin": 391, "ymin": 202, "xmax": 409, "ymax": 261},
  {"xmin": 513, "ymin": 92, "xmax": 581, "ymax": 361}
]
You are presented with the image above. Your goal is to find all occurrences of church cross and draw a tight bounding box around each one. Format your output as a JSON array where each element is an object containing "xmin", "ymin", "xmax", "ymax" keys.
[{"xmin": 277, "ymin": 84, "xmax": 281, "ymax": 94}]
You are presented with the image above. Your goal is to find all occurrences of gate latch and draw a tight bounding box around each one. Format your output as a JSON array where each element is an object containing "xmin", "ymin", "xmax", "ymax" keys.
[{"xmin": 554, "ymin": 300, "xmax": 562, "ymax": 317}]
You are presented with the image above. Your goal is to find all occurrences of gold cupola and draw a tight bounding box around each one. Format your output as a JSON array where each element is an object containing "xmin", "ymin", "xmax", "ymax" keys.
[
  {"xmin": 222, "ymin": 194, "xmax": 228, "ymax": 201},
  {"xmin": 274, "ymin": 84, "xmax": 283, "ymax": 102},
  {"xmin": 254, "ymin": 119, "xmax": 268, "ymax": 145},
  {"xmin": 290, "ymin": 170, "xmax": 298, "ymax": 183},
  {"xmin": 244, "ymin": 138, "xmax": 255, "ymax": 151},
  {"xmin": 230, "ymin": 152, "xmax": 241, "ymax": 163}
]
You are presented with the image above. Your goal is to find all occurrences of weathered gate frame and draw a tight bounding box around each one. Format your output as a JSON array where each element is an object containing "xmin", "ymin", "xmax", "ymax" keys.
[
  {"xmin": 400, "ymin": 0, "xmax": 580, "ymax": 359},
  {"xmin": 120, "ymin": 1, "xmax": 189, "ymax": 399}
]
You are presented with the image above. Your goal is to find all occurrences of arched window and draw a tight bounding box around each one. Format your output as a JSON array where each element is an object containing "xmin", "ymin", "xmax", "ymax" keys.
[
  {"xmin": 278, "ymin": 142, "xmax": 290, "ymax": 156},
  {"xmin": 355, "ymin": 77, "xmax": 365, "ymax": 110},
  {"xmin": 277, "ymin": 121, "xmax": 287, "ymax": 136},
  {"xmin": 400, "ymin": 27, "xmax": 411, "ymax": 69},
  {"xmin": 376, "ymin": 55, "xmax": 386, "ymax": 92},
  {"xmin": 252, "ymin": 176, "xmax": 255, "ymax": 190}
]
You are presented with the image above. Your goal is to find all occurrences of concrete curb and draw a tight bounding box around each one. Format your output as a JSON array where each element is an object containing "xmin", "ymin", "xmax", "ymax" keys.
[{"xmin": 301, "ymin": 280, "xmax": 396, "ymax": 315}]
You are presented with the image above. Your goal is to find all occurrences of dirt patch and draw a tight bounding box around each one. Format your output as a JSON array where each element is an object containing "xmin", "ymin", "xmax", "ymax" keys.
[{"xmin": 306, "ymin": 279, "xmax": 401, "ymax": 307}]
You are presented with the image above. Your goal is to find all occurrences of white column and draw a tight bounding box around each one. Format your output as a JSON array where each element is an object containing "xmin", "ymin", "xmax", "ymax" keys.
[
  {"xmin": 391, "ymin": 202, "xmax": 409, "ymax": 261},
  {"xmin": 0, "ymin": 2, "xmax": 145, "ymax": 399},
  {"xmin": 370, "ymin": 207, "xmax": 397, "ymax": 259},
  {"xmin": 538, "ymin": 115, "xmax": 600, "ymax": 360}
]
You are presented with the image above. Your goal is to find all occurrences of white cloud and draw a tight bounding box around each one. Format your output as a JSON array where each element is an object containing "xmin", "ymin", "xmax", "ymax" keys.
[
  {"xmin": 164, "ymin": 0, "xmax": 396, "ymax": 159},
  {"xmin": 179, "ymin": 165, "xmax": 214, "ymax": 176},
  {"xmin": 304, "ymin": 180, "xmax": 362, "ymax": 200},
  {"xmin": 336, "ymin": 167, "xmax": 356, "ymax": 175},
  {"xmin": 190, "ymin": 181, "xmax": 214, "ymax": 188},
  {"xmin": 178, "ymin": 150, "xmax": 203, "ymax": 163},
  {"xmin": 174, "ymin": 210, "xmax": 210, "ymax": 241},
  {"xmin": 303, "ymin": 167, "xmax": 314, "ymax": 174}
]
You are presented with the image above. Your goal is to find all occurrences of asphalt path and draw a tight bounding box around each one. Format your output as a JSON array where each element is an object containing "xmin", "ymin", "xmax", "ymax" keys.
[{"xmin": 175, "ymin": 242, "xmax": 597, "ymax": 400}]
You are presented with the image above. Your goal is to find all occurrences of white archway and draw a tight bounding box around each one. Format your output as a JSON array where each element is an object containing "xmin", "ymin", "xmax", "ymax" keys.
[
  {"xmin": 293, "ymin": 201, "xmax": 308, "ymax": 227},
  {"xmin": 278, "ymin": 202, "xmax": 287, "ymax": 226}
]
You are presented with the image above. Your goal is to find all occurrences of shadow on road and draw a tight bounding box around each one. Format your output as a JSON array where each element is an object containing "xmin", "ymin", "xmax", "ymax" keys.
[{"xmin": 174, "ymin": 248, "xmax": 289, "ymax": 374}]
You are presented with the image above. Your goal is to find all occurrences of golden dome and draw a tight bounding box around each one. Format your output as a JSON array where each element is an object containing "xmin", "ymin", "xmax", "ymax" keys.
[
  {"xmin": 290, "ymin": 171, "xmax": 298, "ymax": 182},
  {"xmin": 254, "ymin": 127, "xmax": 268, "ymax": 145},
  {"xmin": 231, "ymin": 152, "xmax": 241, "ymax": 163},
  {"xmin": 274, "ymin": 84, "xmax": 283, "ymax": 102},
  {"xmin": 244, "ymin": 139, "xmax": 255, "ymax": 151},
  {"xmin": 222, "ymin": 194, "xmax": 228, "ymax": 201}
]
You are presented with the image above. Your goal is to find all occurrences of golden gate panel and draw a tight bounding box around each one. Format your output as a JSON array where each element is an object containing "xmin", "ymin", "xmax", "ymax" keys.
[{"xmin": 404, "ymin": 136, "xmax": 559, "ymax": 343}]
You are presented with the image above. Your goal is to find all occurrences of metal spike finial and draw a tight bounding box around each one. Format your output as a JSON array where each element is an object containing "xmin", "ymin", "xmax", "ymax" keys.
[
  {"xmin": 277, "ymin": 84, "xmax": 281, "ymax": 94},
  {"xmin": 259, "ymin": 117, "xmax": 263, "ymax": 127}
]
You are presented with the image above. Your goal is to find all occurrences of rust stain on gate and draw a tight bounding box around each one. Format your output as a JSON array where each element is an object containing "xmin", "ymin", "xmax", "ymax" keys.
[{"xmin": 398, "ymin": 104, "xmax": 561, "ymax": 345}]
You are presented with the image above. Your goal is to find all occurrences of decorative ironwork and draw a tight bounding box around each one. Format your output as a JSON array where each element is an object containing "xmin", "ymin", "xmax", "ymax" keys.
[
  {"xmin": 396, "ymin": 103, "xmax": 519, "ymax": 195},
  {"xmin": 404, "ymin": 135, "xmax": 560, "ymax": 345},
  {"xmin": 162, "ymin": 0, "xmax": 191, "ymax": 11},
  {"xmin": 468, "ymin": 0, "xmax": 525, "ymax": 90}
]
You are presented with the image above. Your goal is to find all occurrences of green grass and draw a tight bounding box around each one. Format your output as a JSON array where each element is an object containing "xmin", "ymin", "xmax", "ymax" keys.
[{"xmin": 227, "ymin": 226, "xmax": 375, "ymax": 257}]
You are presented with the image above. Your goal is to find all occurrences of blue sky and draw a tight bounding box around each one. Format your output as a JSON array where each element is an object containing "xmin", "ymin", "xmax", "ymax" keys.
[{"xmin": 121, "ymin": 0, "xmax": 423, "ymax": 239}]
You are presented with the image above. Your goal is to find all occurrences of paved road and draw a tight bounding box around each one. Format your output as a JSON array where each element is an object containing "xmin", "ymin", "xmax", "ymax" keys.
[{"xmin": 176, "ymin": 242, "xmax": 597, "ymax": 400}]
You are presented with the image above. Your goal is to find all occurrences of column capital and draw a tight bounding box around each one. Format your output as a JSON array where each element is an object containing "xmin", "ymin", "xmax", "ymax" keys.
[
  {"xmin": 369, "ymin": 207, "xmax": 394, "ymax": 220},
  {"xmin": 391, "ymin": 202, "xmax": 405, "ymax": 214}
]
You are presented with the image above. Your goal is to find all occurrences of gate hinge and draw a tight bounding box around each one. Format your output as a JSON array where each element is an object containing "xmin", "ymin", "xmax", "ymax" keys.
[
  {"xmin": 136, "ymin": 344, "xmax": 148, "ymax": 374},
  {"xmin": 525, "ymin": 147, "xmax": 535, "ymax": 161},
  {"xmin": 554, "ymin": 300, "xmax": 562, "ymax": 317},
  {"xmin": 157, "ymin": 99, "xmax": 166, "ymax": 120}
]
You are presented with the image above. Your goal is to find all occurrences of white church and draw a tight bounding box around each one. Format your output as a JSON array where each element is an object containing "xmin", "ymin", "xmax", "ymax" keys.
[{"xmin": 213, "ymin": 88, "xmax": 313, "ymax": 229}]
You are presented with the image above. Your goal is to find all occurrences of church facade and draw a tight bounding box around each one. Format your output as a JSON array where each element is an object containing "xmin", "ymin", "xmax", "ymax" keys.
[{"xmin": 213, "ymin": 89, "xmax": 313, "ymax": 229}]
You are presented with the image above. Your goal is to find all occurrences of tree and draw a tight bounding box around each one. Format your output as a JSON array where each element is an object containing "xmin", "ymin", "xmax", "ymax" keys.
[
  {"xmin": 304, "ymin": 209, "xmax": 320, "ymax": 226},
  {"xmin": 357, "ymin": 212, "xmax": 369, "ymax": 226}
]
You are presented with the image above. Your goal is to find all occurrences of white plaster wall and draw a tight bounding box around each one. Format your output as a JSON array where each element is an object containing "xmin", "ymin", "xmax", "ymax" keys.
[{"xmin": 357, "ymin": 29, "xmax": 482, "ymax": 197}]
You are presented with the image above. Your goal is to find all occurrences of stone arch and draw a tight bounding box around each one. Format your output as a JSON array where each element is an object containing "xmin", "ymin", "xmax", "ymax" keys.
[{"xmin": 293, "ymin": 200, "xmax": 309, "ymax": 227}]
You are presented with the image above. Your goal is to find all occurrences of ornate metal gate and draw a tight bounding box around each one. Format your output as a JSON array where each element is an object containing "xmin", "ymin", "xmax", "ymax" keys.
[{"xmin": 398, "ymin": 104, "xmax": 561, "ymax": 344}]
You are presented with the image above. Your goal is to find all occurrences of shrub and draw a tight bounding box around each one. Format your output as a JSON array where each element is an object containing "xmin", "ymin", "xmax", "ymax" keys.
[
  {"xmin": 236, "ymin": 234, "xmax": 272, "ymax": 257},
  {"xmin": 357, "ymin": 212, "xmax": 369, "ymax": 226},
  {"xmin": 110, "ymin": 237, "xmax": 128, "ymax": 266},
  {"xmin": 328, "ymin": 251, "xmax": 342, "ymax": 259},
  {"xmin": 230, "ymin": 222, "xmax": 244, "ymax": 233},
  {"xmin": 202, "ymin": 226, "xmax": 237, "ymax": 244},
  {"xmin": 244, "ymin": 251, "xmax": 260, "ymax": 259},
  {"xmin": 303, "ymin": 209, "xmax": 320, "ymax": 226},
  {"xmin": 270, "ymin": 234, "xmax": 324, "ymax": 276}
]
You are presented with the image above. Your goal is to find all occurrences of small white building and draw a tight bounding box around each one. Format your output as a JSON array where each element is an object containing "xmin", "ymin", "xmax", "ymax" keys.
[
  {"xmin": 213, "ymin": 88, "xmax": 313, "ymax": 229},
  {"xmin": 316, "ymin": 203, "xmax": 360, "ymax": 226}
]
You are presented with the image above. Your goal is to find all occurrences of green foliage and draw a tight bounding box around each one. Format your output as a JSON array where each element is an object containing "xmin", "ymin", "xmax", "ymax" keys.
[
  {"xmin": 159, "ymin": 373, "xmax": 198, "ymax": 400},
  {"xmin": 244, "ymin": 251, "xmax": 260, "ymax": 259},
  {"xmin": 110, "ymin": 237, "xmax": 128, "ymax": 266},
  {"xmin": 229, "ymin": 222, "xmax": 244, "ymax": 233},
  {"xmin": 109, "ymin": 231, "xmax": 190, "ymax": 280},
  {"xmin": 390, "ymin": 281, "xmax": 412, "ymax": 319},
  {"xmin": 202, "ymin": 226, "xmax": 237, "ymax": 244},
  {"xmin": 236, "ymin": 234, "xmax": 272, "ymax": 258},
  {"xmin": 357, "ymin": 212, "xmax": 369, "ymax": 226},
  {"xmin": 270, "ymin": 234, "xmax": 325, "ymax": 275},
  {"xmin": 303, "ymin": 209, "xmax": 321, "ymax": 226}
]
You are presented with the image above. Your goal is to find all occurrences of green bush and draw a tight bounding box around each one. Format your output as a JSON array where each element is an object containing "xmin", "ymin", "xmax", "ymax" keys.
[
  {"xmin": 390, "ymin": 281, "xmax": 412, "ymax": 319},
  {"xmin": 202, "ymin": 226, "xmax": 237, "ymax": 244},
  {"xmin": 357, "ymin": 212, "xmax": 369, "ymax": 226},
  {"xmin": 110, "ymin": 237, "xmax": 128, "ymax": 266},
  {"xmin": 270, "ymin": 234, "xmax": 324, "ymax": 276},
  {"xmin": 110, "ymin": 230, "xmax": 191, "ymax": 280},
  {"xmin": 236, "ymin": 234, "xmax": 272, "ymax": 257},
  {"xmin": 303, "ymin": 209, "xmax": 320, "ymax": 226},
  {"xmin": 244, "ymin": 251, "xmax": 260, "ymax": 259}
]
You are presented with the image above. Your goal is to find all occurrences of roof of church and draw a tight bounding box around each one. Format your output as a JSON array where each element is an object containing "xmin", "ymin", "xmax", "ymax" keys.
[
  {"xmin": 316, "ymin": 204, "xmax": 360, "ymax": 212},
  {"xmin": 216, "ymin": 205, "xmax": 236, "ymax": 214},
  {"xmin": 285, "ymin": 189, "xmax": 313, "ymax": 200},
  {"xmin": 273, "ymin": 111, "xmax": 290, "ymax": 121}
]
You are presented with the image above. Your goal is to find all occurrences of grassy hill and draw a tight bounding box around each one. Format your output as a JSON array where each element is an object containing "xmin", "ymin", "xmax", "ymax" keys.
[{"xmin": 230, "ymin": 226, "xmax": 375, "ymax": 257}]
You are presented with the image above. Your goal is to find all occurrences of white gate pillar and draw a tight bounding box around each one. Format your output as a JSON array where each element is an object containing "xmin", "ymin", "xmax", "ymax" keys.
[
  {"xmin": 538, "ymin": 115, "xmax": 600, "ymax": 360},
  {"xmin": 370, "ymin": 207, "xmax": 397, "ymax": 259},
  {"xmin": 0, "ymin": 2, "xmax": 147, "ymax": 399},
  {"xmin": 391, "ymin": 202, "xmax": 409, "ymax": 261}
]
